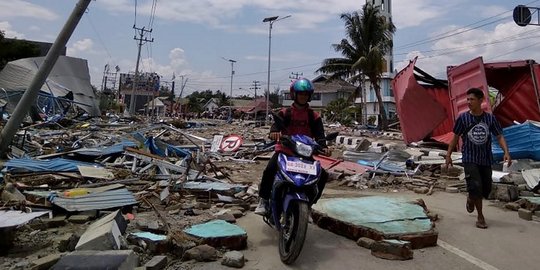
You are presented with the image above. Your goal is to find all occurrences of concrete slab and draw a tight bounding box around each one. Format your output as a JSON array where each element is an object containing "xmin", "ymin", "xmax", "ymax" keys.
[
  {"xmin": 311, "ymin": 196, "xmax": 438, "ymax": 249},
  {"xmin": 183, "ymin": 220, "xmax": 247, "ymax": 250},
  {"xmin": 52, "ymin": 250, "xmax": 138, "ymax": 270},
  {"xmin": 75, "ymin": 211, "xmax": 124, "ymax": 250}
]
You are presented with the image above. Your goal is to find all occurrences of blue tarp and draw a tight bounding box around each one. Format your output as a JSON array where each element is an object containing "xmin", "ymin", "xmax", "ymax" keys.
[
  {"xmin": 3, "ymin": 158, "xmax": 98, "ymax": 173},
  {"xmin": 492, "ymin": 121, "xmax": 540, "ymax": 161},
  {"xmin": 143, "ymin": 135, "xmax": 190, "ymax": 158}
]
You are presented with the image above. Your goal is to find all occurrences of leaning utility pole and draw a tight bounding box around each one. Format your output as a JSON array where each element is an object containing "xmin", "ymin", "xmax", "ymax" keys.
[
  {"xmin": 128, "ymin": 26, "xmax": 153, "ymax": 115},
  {"xmin": 0, "ymin": 0, "xmax": 91, "ymax": 157}
]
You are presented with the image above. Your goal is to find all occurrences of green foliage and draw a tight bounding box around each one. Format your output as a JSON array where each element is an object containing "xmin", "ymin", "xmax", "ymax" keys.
[
  {"xmin": 317, "ymin": 3, "xmax": 395, "ymax": 130},
  {"xmin": 0, "ymin": 31, "xmax": 41, "ymax": 70},
  {"xmin": 324, "ymin": 98, "xmax": 360, "ymax": 126}
]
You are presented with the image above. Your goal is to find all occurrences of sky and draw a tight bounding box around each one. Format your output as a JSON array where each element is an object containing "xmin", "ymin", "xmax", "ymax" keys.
[{"xmin": 2, "ymin": 0, "xmax": 540, "ymax": 98}]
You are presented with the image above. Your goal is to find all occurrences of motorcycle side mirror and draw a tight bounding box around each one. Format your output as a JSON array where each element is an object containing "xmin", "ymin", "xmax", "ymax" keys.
[{"xmin": 325, "ymin": 132, "xmax": 339, "ymax": 141}]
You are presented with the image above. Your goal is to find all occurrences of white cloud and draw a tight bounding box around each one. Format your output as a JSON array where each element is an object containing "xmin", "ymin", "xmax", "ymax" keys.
[
  {"xmin": 0, "ymin": 21, "xmax": 25, "ymax": 38},
  {"xmin": 392, "ymin": 0, "xmax": 443, "ymax": 28},
  {"xmin": 396, "ymin": 21, "xmax": 540, "ymax": 78},
  {"xmin": 0, "ymin": 0, "xmax": 58, "ymax": 20},
  {"xmin": 68, "ymin": 38, "xmax": 94, "ymax": 56}
]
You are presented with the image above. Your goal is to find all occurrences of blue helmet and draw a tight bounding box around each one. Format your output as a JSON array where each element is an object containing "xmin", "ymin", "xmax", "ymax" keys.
[{"xmin": 289, "ymin": 78, "xmax": 314, "ymax": 101}]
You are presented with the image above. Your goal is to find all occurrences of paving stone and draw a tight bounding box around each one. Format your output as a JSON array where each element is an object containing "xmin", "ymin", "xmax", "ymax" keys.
[
  {"xmin": 371, "ymin": 240, "xmax": 413, "ymax": 260},
  {"xmin": 144, "ymin": 255, "xmax": 168, "ymax": 270},
  {"xmin": 76, "ymin": 212, "xmax": 123, "ymax": 251},
  {"xmin": 30, "ymin": 253, "xmax": 62, "ymax": 270},
  {"xmin": 221, "ymin": 251, "xmax": 245, "ymax": 268},
  {"xmin": 184, "ymin": 220, "xmax": 247, "ymax": 250},
  {"xmin": 518, "ymin": 209, "xmax": 533, "ymax": 221},
  {"xmin": 52, "ymin": 250, "xmax": 138, "ymax": 270},
  {"xmin": 311, "ymin": 197, "xmax": 438, "ymax": 249},
  {"xmin": 356, "ymin": 237, "xmax": 376, "ymax": 249},
  {"xmin": 504, "ymin": 202, "xmax": 520, "ymax": 211},
  {"xmin": 217, "ymin": 213, "xmax": 237, "ymax": 223},
  {"xmin": 183, "ymin": 244, "xmax": 218, "ymax": 262}
]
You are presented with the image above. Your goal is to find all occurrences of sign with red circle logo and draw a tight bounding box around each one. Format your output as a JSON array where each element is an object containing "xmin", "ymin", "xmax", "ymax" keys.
[{"xmin": 219, "ymin": 135, "xmax": 243, "ymax": 152}]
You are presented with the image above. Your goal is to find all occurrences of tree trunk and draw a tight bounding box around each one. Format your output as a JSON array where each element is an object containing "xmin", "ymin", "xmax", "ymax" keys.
[{"xmin": 372, "ymin": 80, "xmax": 388, "ymax": 130}]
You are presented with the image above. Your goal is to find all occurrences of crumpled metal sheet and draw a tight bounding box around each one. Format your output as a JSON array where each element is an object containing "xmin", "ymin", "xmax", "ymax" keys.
[{"xmin": 4, "ymin": 158, "xmax": 98, "ymax": 173}]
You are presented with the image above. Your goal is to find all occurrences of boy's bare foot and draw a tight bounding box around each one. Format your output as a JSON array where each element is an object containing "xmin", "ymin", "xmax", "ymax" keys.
[{"xmin": 476, "ymin": 221, "xmax": 488, "ymax": 229}]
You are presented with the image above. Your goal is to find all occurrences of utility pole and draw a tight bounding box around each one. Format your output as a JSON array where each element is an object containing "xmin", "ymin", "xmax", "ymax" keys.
[
  {"xmin": 250, "ymin": 80, "xmax": 261, "ymax": 99},
  {"xmin": 128, "ymin": 26, "xmax": 153, "ymax": 115},
  {"xmin": 222, "ymin": 57, "xmax": 236, "ymax": 121},
  {"xmin": 289, "ymin": 72, "xmax": 303, "ymax": 81},
  {"xmin": 0, "ymin": 0, "xmax": 92, "ymax": 157}
]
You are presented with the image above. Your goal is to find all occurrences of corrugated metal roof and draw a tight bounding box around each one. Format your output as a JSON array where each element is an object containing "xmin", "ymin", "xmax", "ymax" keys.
[
  {"xmin": 51, "ymin": 188, "xmax": 137, "ymax": 212},
  {"xmin": 0, "ymin": 210, "xmax": 50, "ymax": 228}
]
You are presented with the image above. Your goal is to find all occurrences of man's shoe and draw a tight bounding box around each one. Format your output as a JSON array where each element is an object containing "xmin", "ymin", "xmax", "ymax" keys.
[{"xmin": 254, "ymin": 199, "xmax": 268, "ymax": 216}]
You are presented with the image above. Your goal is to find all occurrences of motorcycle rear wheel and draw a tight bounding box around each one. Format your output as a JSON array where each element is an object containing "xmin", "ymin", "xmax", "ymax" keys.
[{"xmin": 278, "ymin": 200, "xmax": 309, "ymax": 264}]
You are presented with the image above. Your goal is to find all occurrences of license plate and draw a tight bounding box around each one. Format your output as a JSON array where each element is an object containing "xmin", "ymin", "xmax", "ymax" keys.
[{"xmin": 286, "ymin": 160, "xmax": 317, "ymax": 175}]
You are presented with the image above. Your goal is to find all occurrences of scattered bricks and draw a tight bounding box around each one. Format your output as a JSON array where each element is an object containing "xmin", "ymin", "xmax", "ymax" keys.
[
  {"xmin": 217, "ymin": 213, "xmax": 237, "ymax": 223},
  {"xmin": 356, "ymin": 237, "xmax": 376, "ymax": 249},
  {"xmin": 183, "ymin": 244, "xmax": 218, "ymax": 262},
  {"xmin": 52, "ymin": 250, "xmax": 138, "ymax": 270},
  {"xmin": 30, "ymin": 253, "xmax": 62, "ymax": 270},
  {"xmin": 229, "ymin": 210, "xmax": 244, "ymax": 219},
  {"xmin": 57, "ymin": 233, "xmax": 80, "ymax": 252},
  {"xmin": 44, "ymin": 216, "xmax": 67, "ymax": 228},
  {"xmin": 127, "ymin": 232, "xmax": 170, "ymax": 254},
  {"xmin": 520, "ymin": 191, "xmax": 536, "ymax": 197},
  {"xmin": 144, "ymin": 255, "xmax": 168, "ymax": 270},
  {"xmin": 518, "ymin": 209, "xmax": 533, "ymax": 221},
  {"xmin": 371, "ymin": 240, "xmax": 413, "ymax": 260},
  {"xmin": 222, "ymin": 251, "xmax": 245, "ymax": 268},
  {"xmin": 445, "ymin": 187, "xmax": 459, "ymax": 193},
  {"xmin": 68, "ymin": 215, "xmax": 92, "ymax": 224},
  {"xmin": 504, "ymin": 202, "xmax": 521, "ymax": 211},
  {"xmin": 491, "ymin": 184, "xmax": 519, "ymax": 202},
  {"xmin": 234, "ymin": 191, "xmax": 246, "ymax": 198},
  {"xmin": 414, "ymin": 187, "xmax": 429, "ymax": 194},
  {"xmin": 171, "ymin": 240, "xmax": 196, "ymax": 258}
]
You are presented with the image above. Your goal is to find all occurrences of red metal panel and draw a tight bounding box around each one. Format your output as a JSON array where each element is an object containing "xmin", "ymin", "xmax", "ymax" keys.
[
  {"xmin": 490, "ymin": 63, "xmax": 540, "ymax": 127},
  {"xmin": 392, "ymin": 57, "xmax": 448, "ymax": 143},
  {"xmin": 447, "ymin": 57, "xmax": 491, "ymax": 120},
  {"xmin": 424, "ymin": 86, "xmax": 453, "ymax": 137}
]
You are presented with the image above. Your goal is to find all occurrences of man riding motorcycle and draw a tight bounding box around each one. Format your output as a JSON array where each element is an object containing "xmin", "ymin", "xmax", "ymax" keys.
[{"xmin": 255, "ymin": 78, "xmax": 331, "ymax": 215}]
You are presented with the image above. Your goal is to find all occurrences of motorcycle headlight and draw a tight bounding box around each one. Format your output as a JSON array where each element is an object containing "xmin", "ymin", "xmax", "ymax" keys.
[{"xmin": 295, "ymin": 141, "xmax": 313, "ymax": 157}]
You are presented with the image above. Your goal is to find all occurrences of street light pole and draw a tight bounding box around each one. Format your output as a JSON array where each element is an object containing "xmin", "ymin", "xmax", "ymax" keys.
[
  {"xmin": 222, "ymin": 57, "xmax": 236, "ymax": 121},
  {"xmin": 263, "ymin": 15, "xmax": 290, "ymax": 126}
]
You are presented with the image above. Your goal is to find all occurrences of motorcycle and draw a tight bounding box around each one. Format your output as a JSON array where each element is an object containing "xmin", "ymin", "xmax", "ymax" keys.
[{"xmin": 262, "ymin": 113, "xmax": 338, "ymax": 264}]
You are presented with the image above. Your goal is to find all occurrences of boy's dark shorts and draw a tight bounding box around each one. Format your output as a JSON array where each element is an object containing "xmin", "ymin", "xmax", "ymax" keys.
[{"xmin": 464, "ymin": 163, "xmax": 493, "ymax": 199}]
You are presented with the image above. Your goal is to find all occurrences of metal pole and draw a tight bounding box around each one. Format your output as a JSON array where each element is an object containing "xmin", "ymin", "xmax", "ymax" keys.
[
  {"xmin": 229, "ymin": 60, "xmax": 235, "ymax": 120},
  {"xmin": 0, "ymin": 0, "xmax": 91, "ymax": 156},
  {"xmin": 129, "ymin": 39, "xmax": 143, "ymax": 115},
  {"xmin": 265, "ymin": 21, "xmax": 273, "ymax": 126}
]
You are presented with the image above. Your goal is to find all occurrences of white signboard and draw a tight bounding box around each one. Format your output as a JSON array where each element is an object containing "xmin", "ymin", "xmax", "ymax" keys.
[{"xmin": 210, "ymin": 135, "xmax": 224, "ymax": 152}]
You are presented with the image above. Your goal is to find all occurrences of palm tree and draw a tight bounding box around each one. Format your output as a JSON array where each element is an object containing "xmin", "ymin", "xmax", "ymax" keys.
[{"xmin": 317, "ymin": 3, "xmax": 395, "ymax": 130}]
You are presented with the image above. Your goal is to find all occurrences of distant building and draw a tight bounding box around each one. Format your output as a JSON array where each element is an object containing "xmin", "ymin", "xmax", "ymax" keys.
[{"xmin": 281, "ymin": 75, "xmax": 356, "ymax": 112}]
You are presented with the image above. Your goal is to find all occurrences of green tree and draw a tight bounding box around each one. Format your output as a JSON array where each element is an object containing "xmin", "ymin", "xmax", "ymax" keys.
[
  {"xmin": 317, "ymin": 3, "xmax": 395, "ymax": 130},
  {"xmin": 0, "ymin": 31, "xmax": 41, "ymax": 70}
]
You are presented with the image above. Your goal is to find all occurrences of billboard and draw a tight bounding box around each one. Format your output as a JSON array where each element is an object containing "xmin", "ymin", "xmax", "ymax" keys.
[{"xmin": 119, "ymin": 72, "xmax": 160, "ymax": 95}]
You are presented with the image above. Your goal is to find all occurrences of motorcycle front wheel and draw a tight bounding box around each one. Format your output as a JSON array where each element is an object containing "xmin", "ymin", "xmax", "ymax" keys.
[{"xmin": 278, "ymin": 200, "xmax": 309, "ymax": 264}]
